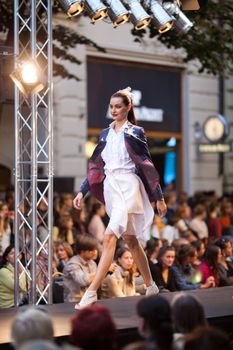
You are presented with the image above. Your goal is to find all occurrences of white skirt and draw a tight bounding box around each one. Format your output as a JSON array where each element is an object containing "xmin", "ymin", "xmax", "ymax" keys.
[{"xmin": 103, "ymin": 170, "xmax": 154, "ymax": 241}]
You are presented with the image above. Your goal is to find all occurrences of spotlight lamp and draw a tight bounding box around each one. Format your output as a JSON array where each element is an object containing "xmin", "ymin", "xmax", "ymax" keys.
[
  {"xmin": 104, "ymin": 0, "xmax": 130, "ymax": 27},
  {"xmin": 57, "ymin": 0, "xmax": 84, "ymax": 16},
  {"xmin": 142, "ymin": 0, "xmax": 173, "ymax": 33},
  {"xmin": 10, "ymin": 59, "xmax": 45, "ymax": 97},
  {"xmin": 162, "ymin": 0, "xmax": 193, "ymax": 33},
  {"xmin": 122, "ymin": 0, "xmax": 151, "ymax": 30},
  {"xmin": 84, "ymin": 0, "xmax": 108, "ymax": 22}
]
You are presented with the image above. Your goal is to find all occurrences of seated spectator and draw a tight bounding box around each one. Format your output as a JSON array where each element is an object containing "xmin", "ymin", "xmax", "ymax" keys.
[
  {"xmin": 101, "ymin": 247, "xmax": 137, "ymax": 298},
  {"xmin": 171, "ymin": 293, "xmax": 207, "ymax": 350},
  {"xmin": 214, "ymin": 238, "xmax": 233, "ymax": 286},
  {"xmin": 70, "ymin": 304, "xmax": 117, "ymax": 350},
  {"xmin": 189, "ymin": 204, "xmax": 208, "ymax": 243},
  {"xmin": 199, "ymin": 245, "xmax": 221, "ymax": 287},
  {"xmin": 150, "ymin": 214, "xmax": 164, "ymax": 239},
  {"xmin": 137, "ymin": 295, "xmax": 173, "ymax": 350},
  {"xmin": 184, "ymin": 326, "xmax": 231, "ymax": 350},
  {"xmin": 191, "ymin": 240, "xmax": 205, "ymax": 268},
  {"xmin": 145, "ymin": 237, "xmax": 162, "ymax": 264},
  {"xmin": 0, "ymin": 202, "xmax": 13, "ymax": 263},
  {"xmin": 176, "ymin": 203, "xmax": 196, "ymax": 241},
  {"xmin": 149, "ymin": 246, "xmax": 177, "ymax": 292},
  {"xmin": 18, "ymin": 340, "xmax": 60, "ymax": 350},
  {"xmin": 55, "ymin": 241, "xmax": 73, "ymax": 273},
  {"xmin": 160, "ymin": 216, "xmax": 180, "ymax": 245},
  {"xmin": 11, "ymin": 307, "xmax": 54, "ymax": 348},
  {"xmin": 0, "ymin": 245, "xmax": 28, "ymax": 308},
  {"xmin": 53, "ymin": 215, "xmax": 77, "ymax": 247},
  {"xmin": 164, "ymin": 191, "xmax": 177, "ymax": 222},
  {"xmin": 87, "ymin": 203, "xmax": 106, "ymax": 244},
  {"xmin": 207, "ymin": 202, "xmax": 222, "ymax": 240},
  {"xmin": 63, "ymin": 234, "xmax": 98, "ymax": 302},
  {"xmin": 172, "ymin": 244, "xmax": 214, "ymax": 290},
  {"xmin": 220, "ymin": 201, "xmax": 233, "ymax": 233}
]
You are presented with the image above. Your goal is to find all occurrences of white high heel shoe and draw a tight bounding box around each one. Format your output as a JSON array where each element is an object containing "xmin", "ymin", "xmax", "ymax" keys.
[
  {"xmin": 145, "ymin": 282, "xmax": 159, "ymax": 296},
  {"xmin": 74, "ymin": 290, "xmax": 98, "ymax": 310}
]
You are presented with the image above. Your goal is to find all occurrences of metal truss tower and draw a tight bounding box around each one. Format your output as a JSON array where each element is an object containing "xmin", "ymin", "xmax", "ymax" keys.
[{"xmin": 13, "ymin": 0, "xmax": 53, "ymax": 305}]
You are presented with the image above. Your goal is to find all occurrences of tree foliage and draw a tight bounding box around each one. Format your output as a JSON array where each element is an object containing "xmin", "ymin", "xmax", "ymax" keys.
[{"xmin": 0, "ymin": 0, "xmax": 233, "ymax": 79}]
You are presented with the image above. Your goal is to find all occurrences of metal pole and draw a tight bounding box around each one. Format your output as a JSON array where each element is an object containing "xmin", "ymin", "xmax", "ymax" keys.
[{"xmin": 14, "ymin": 0, "xmax": 20, "ymax": 306}]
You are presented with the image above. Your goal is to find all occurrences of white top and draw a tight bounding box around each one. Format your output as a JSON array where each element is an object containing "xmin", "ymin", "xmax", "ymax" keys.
[
  {"xmin": 101, "ymin": 121, "xmax": 135, "ymax": 174},
  {"xmin": 88, "ymin": 215, "xmax": 105, "ymax": 243},
  {"xmin": 189, "ymin": 218, "xmax": 209, "ymax": 239}
]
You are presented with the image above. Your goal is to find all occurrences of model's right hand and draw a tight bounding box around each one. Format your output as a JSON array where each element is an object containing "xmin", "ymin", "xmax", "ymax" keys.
[{"xmin": 73, "ymin": 192, "xmax": 83, "ymax": 210}]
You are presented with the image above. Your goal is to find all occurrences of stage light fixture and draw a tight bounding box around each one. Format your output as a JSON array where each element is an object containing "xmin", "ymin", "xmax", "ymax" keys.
[
  {"xmin": 122, "ymin": 0, "xmax": 151, "ymax": 30},
  {"xmin": 163, "ymin": 0, "xmax": 193, "ymax": 33},
  {"xmin": 10, "ymin": 60, "xmax": 45, "ymax": 97},
  {"xmin": 57, "ymin": 0, "xmax": 84, "ymax": 16},
  {"xmin": 104, "ymin": 0, "xmax": 130, "ymax": 27},
  {"xmin": 84, "ymin": 0, "xmax": 108, "ymax": 22},
  {"xmin": 142, "ymin": 0, "xmax": 173, "ymax": 33}
]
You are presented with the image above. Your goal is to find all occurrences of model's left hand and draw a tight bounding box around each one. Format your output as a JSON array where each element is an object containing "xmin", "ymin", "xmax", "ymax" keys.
[{"xmin": 156, "ymin": 199, "xmax": 167, "ymax": 218}]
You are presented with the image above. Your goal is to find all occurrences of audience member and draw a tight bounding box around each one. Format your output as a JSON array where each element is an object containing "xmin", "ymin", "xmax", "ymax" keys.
[
  {"xmin": 214, "ymin": 238, "xmax": 233, "ymax": 286},
  {"xmin": 145, "ymin": 238, "xmax": 162, "ymax": 264},
  {"xmin": 11, "ymin": 307, "xmax": 54, "ymax": 348},
  {"xmin": 207, "ymin": 202, "xmax": 222, "ymax": 240},
  {"xmin": 172, "ymin": 244, "xmax": 215, "ymax": 290},
  {"xmin": 63, "ymin": 234, "xmax": 98, "ymax": 302},
  {"xmin": 149, "ymin": 246, "xmax": 177, "ymax": 292},
  {"xmin": 199, "ymin": 245, "xmax": 221, "ymax": 287},
  {"xmin": 70, "ymin": 304, "xmax": 117, "ymax": 350},
  {"xmin": 0, "ymin": 202, "xmax": 13, "ymax": 262},
  {"xmin": 160, "ymin": 216, "xmax": 180, "ymax": 245},
  {"xmin": 184, "ymin": 326, "xmax": 231, "ymax": 350},
  {"xmin": 189, "ymin": 204, "xmax": 208, "ymax": 243},
  {"xmin": 137, "ymin": 295, "xmax": 173, "ymax": 350},
  {"xmin": 87, "ymin": 203, "xmax": 106, "ymax": 244},
  {"xmin": 55, "ymin": 241, "xmax": 73, "ymax": 273},
  {"xmin": 101, "ymin": 247, "xmax": 136, "ymax": 298},
  {"xmin": 0, "ymin": 245, "xmax": 28, "ymax": 308},
  {"xmin": 172, "ymin": 293, "xmax": 207, "ymax": 350}
]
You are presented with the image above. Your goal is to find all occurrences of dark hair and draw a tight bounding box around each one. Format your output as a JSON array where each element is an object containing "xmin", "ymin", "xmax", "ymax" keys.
[
  {"xmin": 57, "ymin": 214, "xmax": 73, "ymax": 241},
  {"xmin": 1, "ymin": 244, "xmax": 14, "ymax": 268},
  {"xmin": 111, "ymin": 91, "xmax": 137, "ymax": 125},
  {"xmin": 75, "ymin": 234, "xmax": 98, "ymax": 254},
  {"xmin": 176, "ymin": 244, "xmax": 196, "ymax": 265},
  {"xmin": 157, "ymin": 246, "xmax": 175, "ymax": 265},
  {"xmin": 172, "ymin": 294, "xmax": 206, "ymax": 334},
  {"xmin": 137, "ymin": 295, "xmax": 173, "ymax": 350},
  {"xmin": 203, "ymin": 245, "xmax": 220, "ymax": 269},
  {"xmin": 115, "ymin": 247, "xmax": 134, "ymax": 285},
  {"xmin": 191, "ymin": 240, "xmax": 204, "ymax": 253},
  {"xmin": 184, "ymin": 326, "xmax": 231, "ymax": 350},
  {"xmin": 215, "ymin": 238, "xmax": 231, "ymax": 251},
  {"xmin": 87, "ymin": 203, "xmax": 104, "ymax": 223},
  {"xmin": 193, "ymin": 204, "xmax": 207, "ymax": 216},
  {"xmin": 71, "ymin": 304, "xmax": 117, "ymax": 350},
  {"xmin": 145, "ymin": 238, "xmax": 161, "ymax": 259}
]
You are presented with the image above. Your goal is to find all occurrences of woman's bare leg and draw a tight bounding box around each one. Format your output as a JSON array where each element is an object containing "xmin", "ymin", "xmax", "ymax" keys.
[
  {"xmin": 123, "ymin": 234, "xmax": 153, "ymax": 287},
  {"xmin": 88, "ymin": 231, "xmax": 117, "ymax": 291}
]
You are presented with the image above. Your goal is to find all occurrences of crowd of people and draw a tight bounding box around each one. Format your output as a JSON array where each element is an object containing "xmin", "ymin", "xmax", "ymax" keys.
[
  {"xmin": 0, "ymin": 189, "xmax": 233, "ymax": 307},
  {"xmin": 6, "ymin": 292, "xmax": 233, "ymax": 350},
  {"xmin": 0, "ymin": 189, "xmax": 233, "ymax": 349}
]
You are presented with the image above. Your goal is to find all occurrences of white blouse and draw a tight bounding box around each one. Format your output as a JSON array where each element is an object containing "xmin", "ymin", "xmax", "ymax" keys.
[{"xmin": 101, "ymin": 121, "xmax": 135, "ymax": 174}]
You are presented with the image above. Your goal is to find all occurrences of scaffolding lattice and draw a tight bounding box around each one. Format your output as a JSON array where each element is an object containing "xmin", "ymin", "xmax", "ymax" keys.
[{"xmin": 14, "ymin": 0, "xmax": 53, "ymax": 305}]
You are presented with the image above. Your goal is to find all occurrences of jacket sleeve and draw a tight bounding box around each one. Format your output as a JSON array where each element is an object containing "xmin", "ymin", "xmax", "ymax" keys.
[
  {"xmin": 79, "ymin": 178, "xmax": 90, "ymax": 197},
  {"xmin": 139, "ymin": 128, "xmax": 164, "ymax": 201}
]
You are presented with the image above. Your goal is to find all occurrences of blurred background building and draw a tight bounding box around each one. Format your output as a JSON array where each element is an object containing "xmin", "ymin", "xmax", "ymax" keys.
[{"xmin": 0, "ymin": 12, "xmax": 233, "ymax": 197}]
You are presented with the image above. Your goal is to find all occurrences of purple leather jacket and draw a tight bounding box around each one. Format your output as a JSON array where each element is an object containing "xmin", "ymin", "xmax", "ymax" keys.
[{"xmin": 80, "ymin": 122, "xmax": 164, "ymax": 204}]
